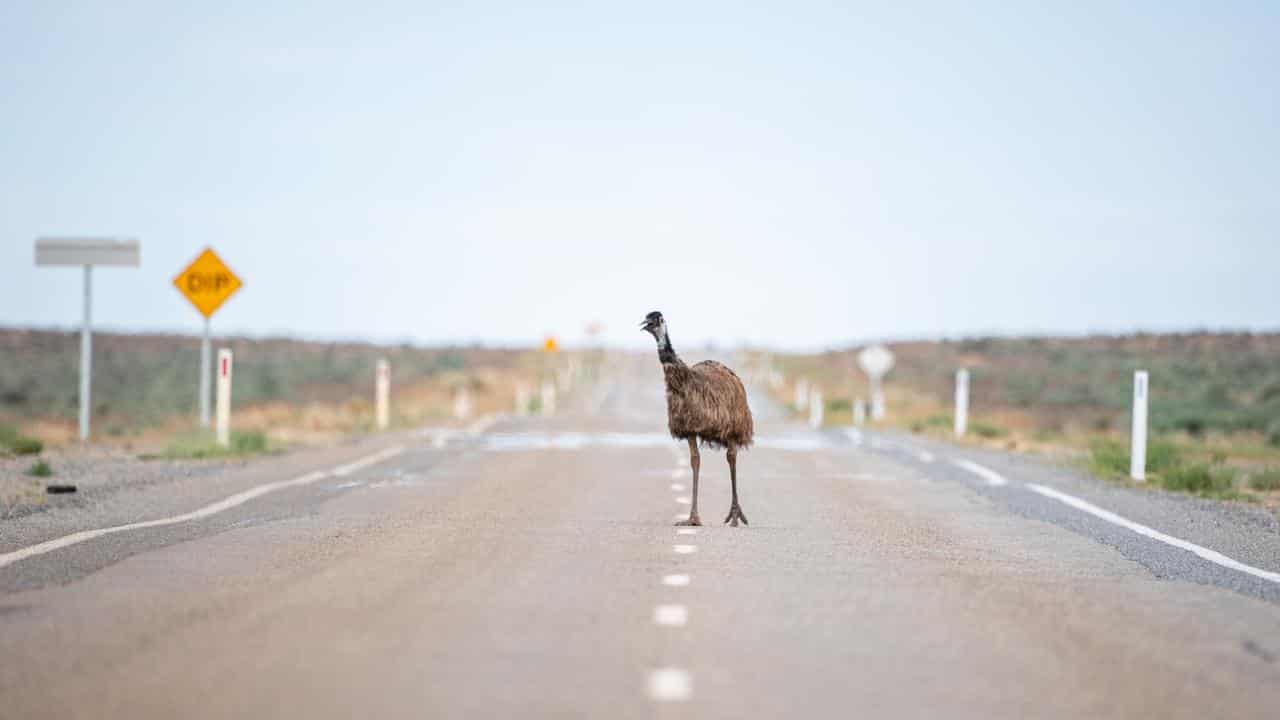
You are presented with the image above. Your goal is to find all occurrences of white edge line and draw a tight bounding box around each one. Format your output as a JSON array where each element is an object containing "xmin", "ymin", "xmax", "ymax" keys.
[
  {"xmin": 0, "ymin": 445, "xmax": 405, "ymax": 571},
  {"xmin": 1026, "ymin": 483, "xmax": 1280, "ymax": 585},
  {"xmin": 952, "ymin": 458, "xmax": 1009, "ymax": 486}
]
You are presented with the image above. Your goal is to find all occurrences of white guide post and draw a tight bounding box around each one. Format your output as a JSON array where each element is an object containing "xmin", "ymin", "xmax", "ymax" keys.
[
  {"xmin": 540, "ymin": 381, "xmax": 557, "ymax": 416},
  {"xmin": 453, "ymin": 387, "xmax": 473, "ymax": 419},
  {"xmin": 809, "ymin": 388, "xmax": 824, "ymax": 428},
  {"xmin": 516, "ymin": 383, "xmax": 530, "ymax": 416},
  {"xmin": 954, "ymin": 368, "xmax": 970, "ymax": 438},
  {"xmin": 199, "ymin": 317, "xmax": 211, "ymax": 428},
  {"xmin": 79, "ymin": 265, "xmax": 92, "ymax": 442},
  {"xmin": 215, "ymin": 349, "xmax": 233, "ymax": 447},
  {"xmin": 1130, "ymin": 371, "xmax": 1148, "ymax": 482},
  {"xmin": 794, "ymin": 378, "xmax": 810, "ymax": 411},
  {"xmin": 375, "ymin": 358, "xmax": 390, "ymax": 430},
  {"xmin": 853, "ymin": 397, "xmax": 866, "ymax": 426}
]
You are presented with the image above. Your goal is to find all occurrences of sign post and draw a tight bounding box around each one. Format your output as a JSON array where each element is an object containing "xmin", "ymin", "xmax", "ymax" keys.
[
  {"xmin": 857, "ymin": 345, "xmax": 895, "ymax": 421},
  {"xmin": 34, "ymin": 238, "xmax": 140, "ymax": 442},
  {"xmin": 173, "ymin": 249, "xmax": 242, "ymax": 428},
  {"xmin": 809, "ymin": 388, "xmax": 824, "ymax": 429},
  {"xmin": 794, "ymin": 378, "xmax": 810, "ymax": 412},
  {"xmin": 954, "ymin": 369, "xmax": 970, "ymax": 438},
  {"xmin": 1130, "ymin": 371, "xmax": 1149, "ymax": 482}
]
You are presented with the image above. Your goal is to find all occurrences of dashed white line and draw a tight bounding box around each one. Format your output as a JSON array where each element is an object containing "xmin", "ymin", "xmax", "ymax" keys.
[
  {"xmin": 670, "ymin": 483, "xmax": 685, "ymax": 492},
  {"xmin": 676, "ymin": 528, "xmax": 698, "ymax": 536},
  {"xmin": 952, "ymin": 458, "xmax": 1009, "ymax": 486},
  {"xmin": 673, "ymin": 544, "xmax": 697, "ymax": 554},
  {"xmin": 917, "ymin": 450, "xmax": 935, "ymax": 463},
  {"xmin": 648, "ymin": 668, "xmax": 692, "ymax": 702},
  {"xmin": 653, "ymin": 604, "xmax": 688, "ymax": 627},
  {"xmin": 675, "ymin": 496, "xmax": 691, "ymax": 505},
  {"xmin": 670, "ymin": 468, "xmax": 685, "ymax": 479},
  {"xmin": 0, "ymin": 445, "xmax": 406, "ymax": 571},
  {"xmin": 662, "ymin": 573, "xmax": 690, "ymax": 587},
  {"xmin": 1026, "ymin": 483, "xmax": 1280, "ymax": 585}
]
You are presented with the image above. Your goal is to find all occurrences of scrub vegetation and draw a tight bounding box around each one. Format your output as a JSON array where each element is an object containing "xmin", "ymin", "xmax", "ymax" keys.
[
  {"xmin": 161, "ymin": 430, "xmax": 271, "ymax": 460},
  {"xmin": 0, "ymin": 424, "xmax": 43, "ymax": 455},
  {"xmin": 769, "ymin": 332, "xmax": 1280, "ymax": 507},
  {"xmin": 0, "ymin": 329, "xmax": 536, "ymax": 452}
]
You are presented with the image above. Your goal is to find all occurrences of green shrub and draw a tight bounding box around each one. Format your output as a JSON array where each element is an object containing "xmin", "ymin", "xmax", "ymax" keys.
[
  {"xmin": 1249, "ymin": 469, "xmax": 1280, "ymax": 491},
  {"xmin": 1089, "ymin": 438, "xmax": 1129, "ymax": 477},
  {"xmin": 971, "ymin": 422, "xmax": 1007, "ymax": 439},
  {"xmin": 163, "ymin": 430, "xmax": 270, "ymax": 460},
  {"xmin": 1160, "ymin": 463, "xmax": 1234, "ymax": 495},
  {"xmin": 27, "ymin": 459, "xmax": 52, "ymax": 477},
  {"xmin": 826, "ymin": 398, "xmax": 851, "ymax": 412},
  {"xmin": 9, "ymin": 436, "xmax": 43, "ymax": 455},
  {"xmin": 924, "ymin": 415, "xmax": 950, "ymax": 428},
  {"xmin": 0, "ymin": 424, "xmax": 43, "ymax": 455},
  {"xmin": 1146, "ymin": 439, "xmax": 1182, "ymax": 475},
  {"xmin": 230, "ymin": 430, "xmax": 268, "ymax": 455}
]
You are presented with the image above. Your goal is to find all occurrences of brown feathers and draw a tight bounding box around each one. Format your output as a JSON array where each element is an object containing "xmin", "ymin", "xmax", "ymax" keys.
[{"xmin": 663, "ymin": 359, "xmax": 754, "ymax": 449}]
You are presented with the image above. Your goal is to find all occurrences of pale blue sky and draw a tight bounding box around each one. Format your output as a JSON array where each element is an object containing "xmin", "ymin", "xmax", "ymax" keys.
[{"xmin": 2, "ymin": 1, "xmax": 1277, "ymax": 349}]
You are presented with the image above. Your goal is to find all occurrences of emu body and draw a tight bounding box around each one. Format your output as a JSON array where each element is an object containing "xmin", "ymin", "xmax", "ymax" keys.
[{"xmin": 642, "ymin": 311, "xmax": 753, "ymax": 526}]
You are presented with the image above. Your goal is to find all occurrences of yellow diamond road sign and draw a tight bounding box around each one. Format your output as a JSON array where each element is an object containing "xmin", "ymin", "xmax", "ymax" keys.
[{"xmin": 173, "ymin": 248, "xmax": 242, "ymax": 318}]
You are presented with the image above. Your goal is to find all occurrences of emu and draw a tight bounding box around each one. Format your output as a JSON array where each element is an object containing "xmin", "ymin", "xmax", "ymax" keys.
[{"xmin": 641, "ymin": 311, "xmax": 754, "ymax": 527}]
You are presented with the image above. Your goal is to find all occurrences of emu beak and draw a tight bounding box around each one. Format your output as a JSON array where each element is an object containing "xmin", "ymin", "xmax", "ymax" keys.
[{"xmin": 639, "ymin": 319, "xmax": 650, "ymax": 330}]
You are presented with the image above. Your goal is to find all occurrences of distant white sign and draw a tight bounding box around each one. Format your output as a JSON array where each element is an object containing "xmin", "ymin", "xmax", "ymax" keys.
[
  {"xmin": 857, "ymin": 345, "xmax": 895, "ymax": 379},
  {"xmin": 857, "ymin": 345, "xmax": 895, "ymax": 421},
  {"xmin": 35, "ymin": 238, "xmax": 140, "ymax": 267}
]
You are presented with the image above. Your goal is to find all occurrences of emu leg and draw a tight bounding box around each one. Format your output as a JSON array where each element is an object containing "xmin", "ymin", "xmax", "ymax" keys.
[
  {"xmin": 676, "ymin": 437, "xmax": 702, "ymax": 526},
  {"xmin": 724, "ymin": 445, "xmax": 748, "ymax": 527}
]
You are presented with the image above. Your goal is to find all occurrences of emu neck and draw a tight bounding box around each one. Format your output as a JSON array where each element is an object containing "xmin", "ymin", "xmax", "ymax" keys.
[{"xmin": 655, "ymin": 328, "xmax": 681, "ymax": 366}]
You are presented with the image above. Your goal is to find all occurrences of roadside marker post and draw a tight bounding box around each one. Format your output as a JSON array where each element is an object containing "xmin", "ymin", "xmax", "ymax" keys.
[
  {"xmin": 1131, "ymin": 371, "xmax": 1149, "ymax": 482},
  {"xmin": 516, "ymin": 383, "xmax": 531, "ymax": 416},
  {"xmin": 375, "ymin": 359, "xmax": 390, "ymax": 430},
  {"xmin": 453, "ymin": 386, "xmax": 473, "ymax": 419},
  {"xmin": 540, "ymin": 381, "xmax": 557, "ymax": 417},
  {"xmin": 954, "ymin": 369, "xmax": 970, "ymax": 438},
  {"xmin": 794, "ymin": 378, "xmax": 810, "ymax": 412},
  {"xmin": 34, "ymin": 238, "xmax": 140, "ymax": 442},
  {"xmin": 809, "ymin": 389, "xmax": 824, "ymax": 428},
  {"xmin": 215, "ymin": 349, "xmax": 233, "ymax": 447},
  {"xmin": 173, "ymin": 248, "xmax": 243, "ymax": 428}
]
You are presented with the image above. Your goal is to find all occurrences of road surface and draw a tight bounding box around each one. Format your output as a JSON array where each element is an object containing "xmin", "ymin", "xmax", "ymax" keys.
[{"xmin": 3, "ymin": 356, "xmax": 1279, "ymax": 718}]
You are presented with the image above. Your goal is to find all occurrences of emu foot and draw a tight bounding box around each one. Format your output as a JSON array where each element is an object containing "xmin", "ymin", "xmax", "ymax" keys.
[
  {"xmin": 675, "ymin": 514, "xmax": 702, "ymax": 527},
  {"xmin": 723, "ymin": 505, "xmax": 749, "ymax": 527}
]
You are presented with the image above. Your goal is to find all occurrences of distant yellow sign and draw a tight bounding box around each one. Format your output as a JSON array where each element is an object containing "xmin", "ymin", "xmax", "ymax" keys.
[
  {"xmin": 543, "ymin": 337, "xmax": 559, "ymax": 353},
  {"xmin": 173, "ymin": 248, "xmax": 242, "ymax": 318}
]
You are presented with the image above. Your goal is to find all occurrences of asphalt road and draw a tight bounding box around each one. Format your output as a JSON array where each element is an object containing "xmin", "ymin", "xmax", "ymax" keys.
[{"xmin": 2, "ymin": 357, "xmax": 1279, "ymax": 718}]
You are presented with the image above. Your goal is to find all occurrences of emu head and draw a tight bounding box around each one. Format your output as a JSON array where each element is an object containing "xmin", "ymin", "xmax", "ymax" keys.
[{"xmin": 640, "ymin": 311, "xmax": 666, "ymax": 339}]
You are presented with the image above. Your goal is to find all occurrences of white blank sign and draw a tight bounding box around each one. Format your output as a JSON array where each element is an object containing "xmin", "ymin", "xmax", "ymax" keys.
[{"xmin": 35, "ymin": 238, "xmax": 140, "ymax": 267}]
